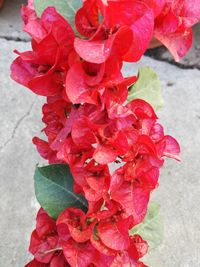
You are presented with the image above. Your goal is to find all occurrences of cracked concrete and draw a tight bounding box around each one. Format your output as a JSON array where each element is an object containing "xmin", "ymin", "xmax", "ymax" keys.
[
  {"xmin": 0, "ymin": 38, "xmax": 43, "ymax": 266},
  {"xmin": 0, "ymin": 0, "xmax": 28, "ymax": 41},
  {"xmin": 0, "ymin": 35, "xmax": 29, "ymax": 42},
  {"xmin": 0, "ymin": 98, "xmax": 36, "ymax": 151},
  {"xmin": 0, "ymin": 1, "xmax": 200, "ymax": 267}
]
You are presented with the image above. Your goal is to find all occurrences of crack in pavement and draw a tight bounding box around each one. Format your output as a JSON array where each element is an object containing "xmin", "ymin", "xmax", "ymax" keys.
[
  {"xmin": 0, "ymin": 97, "xmax": 37, "ymax": 152},
  {"xmin": 146, "ymin": 55, "xmax": 200, "ymax": 70},
  {"xmin": 145, "ymin": 50, "xmax": 200, "ymax": 71},
  {"xmin": 0, "ymin": 35, "xmax": 29, "ymax": 43}
]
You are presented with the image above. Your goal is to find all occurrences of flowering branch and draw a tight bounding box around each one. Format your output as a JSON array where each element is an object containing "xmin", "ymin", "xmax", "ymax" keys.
[{"xmin": 10, "ymin": 0, "xmax": 200, "ymax": 266}]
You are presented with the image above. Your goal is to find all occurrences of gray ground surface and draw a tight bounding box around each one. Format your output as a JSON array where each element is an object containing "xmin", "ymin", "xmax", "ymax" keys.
[{"xmin": 0, "ymin": 1, "xmax": 200, "ymax": 266}]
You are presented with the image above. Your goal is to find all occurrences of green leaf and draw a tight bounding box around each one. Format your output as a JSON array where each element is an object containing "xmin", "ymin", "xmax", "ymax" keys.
[
  {"xmin": 128, "ymin": 67, "xmax": 164, "ymax": 110},
  {"xmin": 34, "ymin": 164, "xmax": 88, "ymax": 219},
  {"xmin": 34, "ymin": 0, "xmax": 82, "ymax": 31},
  {"xmin": 129, "ymin": 202, "xmax": 164, "ymax": 251}
]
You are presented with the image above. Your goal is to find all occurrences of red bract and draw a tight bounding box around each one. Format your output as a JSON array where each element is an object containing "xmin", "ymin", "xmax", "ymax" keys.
[
  {"xmin": 57, "ymin": 208, "xmax": 97, "ymax": 243},
  {"xmin": 110, "ymin": 168, "xmax": 151, "ymax": 225},
  {"xmin": 91, "ymin": 216, "xmax": 149, "ymax": 264},
  {"xmin": 153, "ymin": 0, "xmax": 200, "ymax": 60},
  {"xmin": 26, "ymin": 207, "xmax": 149, "ymax": 266},
  {"xmin": 97, "ymin": 217, "xmax": 132, "ymax": 251},
  {"xmin": 75, "ymin": 0, "xmax": 154, "ymax": 63},
  {"xmin": 56, "ymin": 207, "xmax": 149, "ymax": 267},
  {"xmin": 26, "ymin": 208, "xmax": 68, "ymax": 266},
  {"xmin": 33, "ymin": 98, "xmax": 180, "ymax": 224},
  {"xmin": 65, "ymin": 56, "xmax": 137, "ymax": 105},
  {"xmin": 11, "ymin": 6, "xmax": 75, "ymax": 96},
  {"xmin": 32, "ymin": 137, "xmax": 61, "ymax": 164},
  {"xmin": 33, "ymin": 95, "xmax": 72, "ymax": 163}
]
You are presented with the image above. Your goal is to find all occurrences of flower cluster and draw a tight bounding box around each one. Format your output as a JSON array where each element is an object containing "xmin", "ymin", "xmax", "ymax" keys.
[
  {"xmin": 26, "ymin": 207, "xmax": 149, "ymax": 267},
  {"xmin": 153, "ymin": 0, "xmax": 200, "ymax": 60},
  {"xmin": 11, "ymin": 0, "xmax": 199, "ymax": 266}
]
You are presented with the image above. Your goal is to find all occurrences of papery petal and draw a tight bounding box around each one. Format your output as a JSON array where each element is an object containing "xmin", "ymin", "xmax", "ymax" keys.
[
  {"xmin": 65, "ymin": 62, "xmax": 95, "ymax": 104},
  {"xmin": 21, "ymin": 0, "xmax": 35, "ymax": 24},
  {"xmin": 40, "ymin": 8, "xmax": 75, "ymax": 56},
  {"xmin": 155, "ymin": 27, "xmax": 193, "ymax": 61},
  {"xmin": 97, "ymin": 217, "xmax": 131, "ymax": 251},
  {"xmin": 105, "ymin": 0, "xmax": 154, "ymax": 62},
  {"xmin": 156, "ymin": 135, "xmax": 181, "ymax": 160},
  {"xmin": 29, "ymin": 231, "xmax": 57, "ymax": 263},
  {"xmin": 127, "ymin": 99, "xmax": 157, "ymax": 120},
  {"xmin": 173, "ymin": 0, "xmax": 200, "ymax": 27},
  {"xmin": 156, "ymin": 9, "xmax": 180, "ymax": 34},
  {"xmin": 21, "ymin": 0, "xmax": 46, "ymax": 41},
  {"xmin": 129, "ymin": 234, "xmax": 149, "ymax": 259},
  {"xmin": 28, "ymin": 68, "xmax": 63, "ymax": 96},
  {"xmin": 11, "ymin": 57, "xmax": 38, "ymax": 87},
  {"xmin": 57, "ymin": 208, "xmax": 96, "ymax": 243},
  {"xmin": 150, "ymin": 123, "xmax": 164, "ymax": 142},
  {"xmin": 110, "ymin": 168, "xmax": 124, "ymax": 193},
  {"xmin": 75, "ymin": 0, "xmax": 99, "ymax": 38},
  {"xmin": 111, "ymin": 181, "xmax": 150, "ymax": 225},
  {"xmin": 51, "ymin": 107, "xmax": 79, "ymax": 151},
  {"xmin": 61, "ymin": 239, "xmax": 94, "ymax": 267},
  {"xmin": 36, "ymin": 208, "xmax": 56, "ymax": 238},
  {"xmin": 71, "ymin": 118, "xmax": 96, "ymax": 149},
  {"xmin": 90, "ymin": 235, "xmax": 116, "ymax": 256},
  {"xmin": 75, "ymin": 25, "xmax": 133, "ymax": 64},
  {"xmin": 24, "ymin": 19, "xmax": 47, "ymax": 42},
  {"xmin": 74, "ymin": 35, "xmax": 116, "ymax": 64},
  {"xmin": 93, "ymin": 144, "xmax": 118, "ymax": 164},
  {"xmin": 92, "ymin": 249, "xmax": 114, "ymax": 267},
  {"xmin": 124, "ymin": 9, "xmax": 154, "ymax": 62},
  {"xmin": 50, "ymin": 255, "xmax": 69, "ymax": 267},
  {"xmin": 32, "ymin": 137, "xmax": 59, "ymax": 164},
  {"xmin": 110, "ymin": 252, "xmax": 138, "ymax": 267},
  {"xmin": 11, "ymin": 56, "xmax": 63, "ymax": 96}
]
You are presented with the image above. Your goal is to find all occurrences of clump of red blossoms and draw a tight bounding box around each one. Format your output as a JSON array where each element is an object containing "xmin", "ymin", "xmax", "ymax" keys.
[{"xmin": 10, "ymin": 0, "xmax": 200, "ymax": 266}]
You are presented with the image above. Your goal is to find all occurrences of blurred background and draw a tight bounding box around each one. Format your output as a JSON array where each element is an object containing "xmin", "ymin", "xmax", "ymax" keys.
[{"xmin": 0, "ymin": 0, "xmax": 200, "ymax": 266}]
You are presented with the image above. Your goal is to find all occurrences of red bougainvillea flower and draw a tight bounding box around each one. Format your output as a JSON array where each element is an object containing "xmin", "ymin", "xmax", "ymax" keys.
[
  {"xmin": 26, "ymin": 207, "xmax": 149, "ymax": 267},
  {"xmin": 90, "ymin": 216, "xmax": 149, "ymax": 265},
  {"xmin": 57, "ymin": 208, "xmax": 97, "ymax": 244},
  {"xmin": 65, "ymin": 55, "xmax": 137, "ymax": 105},
  {"xmin": 56, "ymin": 207, "xmax": 149, "ymax": 267},
  {"xmin": 32, "ymin": 137, "xmax": 62, "ymax": 164},
  {"xmin": 11, "ymin": 6, "xmax": 75, "ymax": 96},
  {"xmin": 26, "ymin": 208, "xmax": 68, "ymax": 266},
  {"xmin": 74, "ymin": 0, "xmax": 155, "ymax": 63},
  {"xmin": 34, "ymin": 98, "xmax": 180, "ymax": 183},
  {"xmin": 56, "ymin": 208, "xmax": 97, "ymax": 266},
  {"xmin": 33, "ymin": 95, "xmax": 73, "ymax": 164},
  {"xmin": 153, "ymin": 0, "xmax": 200, "ymax": 60},
  {"xmin": 33, "ymin": 98, "xmax": 180, "ymax": 224}
]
